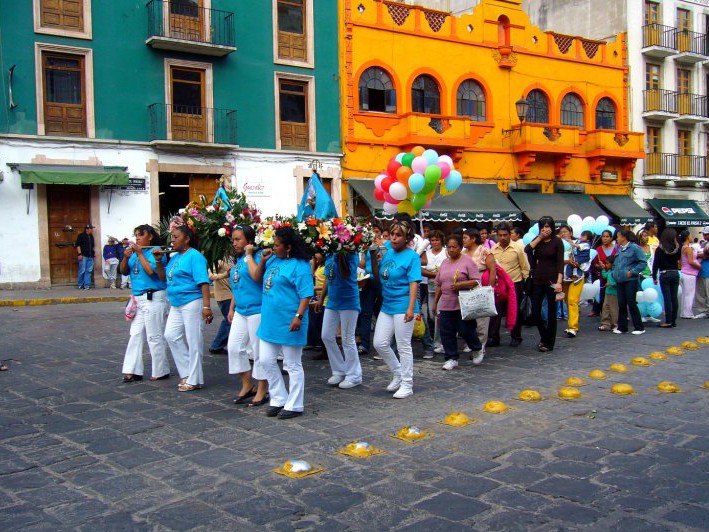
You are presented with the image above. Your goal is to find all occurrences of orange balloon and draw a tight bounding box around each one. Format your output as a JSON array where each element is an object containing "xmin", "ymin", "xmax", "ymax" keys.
[
  {"xmin": 396, "ymin": 165, "xmax": 413, "ymax": 183},
  {"xmin": 411, "ymin": 146, "xmax": 425, "ymax": 157}
]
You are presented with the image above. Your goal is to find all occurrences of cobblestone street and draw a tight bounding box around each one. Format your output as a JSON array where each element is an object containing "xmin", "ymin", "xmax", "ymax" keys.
[{"xmin": 1, "ymin": 302, "xmax": 709, "ymax": 530}]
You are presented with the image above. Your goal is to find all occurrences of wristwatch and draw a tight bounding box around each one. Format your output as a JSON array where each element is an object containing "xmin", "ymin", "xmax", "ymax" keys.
[{"xmin": 295, "ymin": 313, "xmax": 304, "ymax": 320}]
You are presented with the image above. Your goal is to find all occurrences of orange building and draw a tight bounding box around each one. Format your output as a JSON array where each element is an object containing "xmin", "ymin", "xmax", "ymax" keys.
[{"xmin": 341, "ymin": 0, "xmax": 649, "ymax": 225}]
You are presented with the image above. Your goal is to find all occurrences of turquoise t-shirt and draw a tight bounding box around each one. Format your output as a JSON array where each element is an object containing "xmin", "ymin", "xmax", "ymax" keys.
[
  {"xmin": 128, "ymin": 250, "xmax": 167, "ymax": 296},
  {"xmin": 165, "ymin": 248, "xmax": 210, "ymax": 307},
  {"xmin": 379, "ymin": 248, "xmax": 421, "ymax": 315},
  {"xmin": 229, "ymin": 251, "xmax": 262, "ymax": 316},
  {"xmin": 324, "ymin": 253, "xmax": 360, "ymax": 312},
  {"xmin": 257, "ymin": 257, "xmax": 314, "ymax": 346}
]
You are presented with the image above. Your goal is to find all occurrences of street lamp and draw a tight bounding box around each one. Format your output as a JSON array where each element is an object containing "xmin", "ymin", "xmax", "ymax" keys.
[{"xmin": 501, "ymin": 98, "xmax": 530, "ymax": 137}]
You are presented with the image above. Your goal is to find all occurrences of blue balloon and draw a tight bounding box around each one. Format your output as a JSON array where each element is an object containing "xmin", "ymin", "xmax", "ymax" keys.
[
  {"xmin": 562, "ymin": 239, "xmax": 571, "ymax": 251},
  {"xmin": 522, "ymin": 233, "xmax": 534, "ymax": 245},
  {"xmin": 605, "ymin": 225, "xmax": 617, "ymax": 237},
  {"xmin": 408, "ymin": 173, "xmax": 425, "ymax": 193},
  {"xmin": 647, "ymin": 301, "xmax": 663, "ymax": 318},
  {"xmin": 592, "ymin": 220, "xmax": 605, "ymax": 234},
  {"xmin": 638, "ymin": 301, "xmax": 649, "ymax": 315},
  {"xmin": 641, "ymin": 278, "xmax": 655, "ymax": 291},
  {"xmin": 529, "ymin": 223, "xmax": 540, "ymax": 237},
  {"xmin": 395, "ymin": 153, "xmax": 405, "ymax": 163},
  {"xmin": 422, "ymin": 149, "xmax": 439, "ymax": 165},
  {"xmin": 590, "ymin": 249, "xmax": 598, "ymax": 261},
  {"xmin": 445, "ymin": 171, "xmax": 462, "ymax": 191}
]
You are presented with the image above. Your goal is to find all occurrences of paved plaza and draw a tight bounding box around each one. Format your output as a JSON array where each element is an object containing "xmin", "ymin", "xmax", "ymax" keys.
[{"xmin": 1, "ymin": 301, "xmax": 709, "ymax": 530}]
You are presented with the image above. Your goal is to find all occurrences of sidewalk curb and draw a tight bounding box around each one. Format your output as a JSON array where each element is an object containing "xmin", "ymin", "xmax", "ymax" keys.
[{"xmin": 0, "ymin": 296, "xmax": 129, "ymax": 307}]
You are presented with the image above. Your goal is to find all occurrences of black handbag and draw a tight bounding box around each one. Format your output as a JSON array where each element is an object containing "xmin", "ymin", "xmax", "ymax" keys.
[{"xmin": 519, "ymin": 277, "xmax": 534, "ymax": 325}]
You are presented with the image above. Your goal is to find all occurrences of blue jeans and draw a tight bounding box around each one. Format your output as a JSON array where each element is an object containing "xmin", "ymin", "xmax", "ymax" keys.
[
  {"xmin": 77, "ymin": 257, "xmax": 94, "ymax": 288},
  {"xmin": 439, "ymin": 310, "xmax": 481, "ymax": 360},
  {"xmin": 356, "ymin": 280, "xmax": 374, "ymax": 352},
  {"xmin": 210, "ymin": 299, "xmax": 232, "ymax": 350}
]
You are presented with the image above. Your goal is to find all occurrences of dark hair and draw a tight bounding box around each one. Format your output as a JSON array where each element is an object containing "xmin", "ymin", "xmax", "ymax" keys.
[
  {"xmin": 659, "ymin": 228, "xmax": 678, "ymax": 253},
  {"xmin": 644, "ymin": 221, "xmax": 657, "ymax": 231},
  {"xmin": 601, "ymin": 229, "xmax": 615, "ymax": 239},
  {"xmin": 538, "ymin": 216, "xmax": 555, "ymax": 230},
  {"xmin": 393, "ymin": 212, "xmax": 413, "ymax": 226},
  {"xmin": 275, "ymin": 227, "xmax": 311, "ymax": 260},
  {"xmin": 429, "ymin": 229, "xmax": 445, "ymax": 242},
  {"xmin": 580, "ymin": 230, "xmax": 593, "ymax": 241},
  {"xmin": 447, "ymin": 234, "xmax": 463, "ymax": 248},
  {"xmin": 496, "ymin": 223, "xmax": 511, "ymax": 234},
  {"xmin": 173, "ymin": 225, "xmax": 198, "ymax": 250},
  {"xmin": 370, "ymin": 218, "xmax": 384, "ymax": 232},
  {"xmin": 233, "ymin": 225, "xmax": 256, "ymax": 245},
  {"xmin": 451, "ymin": 226, "xmax": 464, "ymax": 236},
  {"xmin": 388, "ymin": 220, "xmax": 415, "ymax": 242},
  {"xmin": 619, "ymin": 229, "xmax": 635, "ymax": 242},
  {"xmin": 558, "ymin": 224, "xmax": 573, "ymax": 236},
  {"xmin": 511, "ymin": 227, "xmax": 524, "ymax": 237},
  {"xmin": 422, "ymin": 222, "xmax": 434, "ymax": 230},
  {"xmin": 678, "ymin": 229, "xmax": 691, "ymax": 245},
  {"xmin": 463, "ymin": 227, "xmax": 481, "ymax": 246},
  {"xmin": 134, "ymin": 224, "xmax": 162, "ymax": 245}
]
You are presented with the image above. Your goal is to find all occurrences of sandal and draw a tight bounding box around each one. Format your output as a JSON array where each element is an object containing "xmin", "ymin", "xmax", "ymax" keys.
[
  {"xmin": 177, "ymin": 383, "xmax": 202, "ymax": 392},
  {"xmin": 0, "ymin": 363, "xmax": 8, "ymax": 372},
  {"xmin": 122, "ymin": 374, "xmax": 143, "ymax": 383},
  {"xmin": 149, "ymin": 374, "xmax": 170, "ymax": 381},
  {"xmin": 247, "ymin": 394, "xmax": 270, "ymax": 407}
]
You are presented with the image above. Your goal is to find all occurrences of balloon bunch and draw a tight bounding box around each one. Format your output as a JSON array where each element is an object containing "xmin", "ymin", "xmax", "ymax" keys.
[
  {"xmin": 521, "ymin": 214, "xmax": 616, "ymax": 247},
  {"xmin": 373, "ymin": 146, "xmax": 462, "ymax": 216}
]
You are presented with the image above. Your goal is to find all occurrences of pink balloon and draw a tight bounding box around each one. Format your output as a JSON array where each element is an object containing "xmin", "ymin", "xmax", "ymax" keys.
[
  {"xmin": 438, "ymin": 161, "xmax": 451, "ymax": 179},
  {"xmin": 411, "ymin": 156, "xmax": 429, "ymax": 175},
  {"xmin": 383, "ymin": 192, "xmax": 399, "ymax": 204},
  {"xmin": 438, "ymin": 155, "xmax": 454, "ymax": 168},
  {"xmin": 424, "ymin": 199, "xmax": 432, "ymax": 209},
  {"xmin": 374, "ymin": 174, "xmax": 387, "ymax": 189}
]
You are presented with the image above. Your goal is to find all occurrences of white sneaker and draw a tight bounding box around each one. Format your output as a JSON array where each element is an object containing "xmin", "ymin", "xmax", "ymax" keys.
[
  {"xmin": 641, "ymin": 317, "xmax": 648, "ymax": 323},
  {"xmin": 632, "ymin": 330, "xmax": 646, "ymax": 335},
  {"xmin": 463, "ymin": 345, "xmax": 472, "ymax": 353},
  {"xmin": 442, "ymin": 359, "xmax": 458, "ymax": 371},
  {"xmin": 693, "ymin": 313, "xmax": 707, "ymax": 319},
  {"xmin": 338, "ymin": 379, "xmax": 361, "ymax": 389},
  {"xmin": 612, "ymin": 329, "xmax": 623, "ymax": 334},
  {"xmin": 645, "ymin": 316, "xmax": 661, "ymax": 323},
  {"xmin": 433, "ymin": 346, "xmax": 444, "ymax": 354},
  {"xmin": 472, "ymin": 348, "xmax": 485, "ymax": 366},
  {"xmin": 386, "ymin": 376, "xmax": 402, "ymax": 392},
  {"xmin": 393, "ymin": 386, "xmax": 413, "ymax": 399},
  {"xmin": 327, "ymin": 375, "xmax": 344, "ymax": 386}
]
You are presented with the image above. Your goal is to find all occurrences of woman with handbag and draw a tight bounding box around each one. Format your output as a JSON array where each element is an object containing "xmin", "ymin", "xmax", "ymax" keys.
[
  {"xmin": 371, "ymin": 220, "xmax": 421, "ymax": 399},
  {"xmin": 432, "ymin": 234, "xmax": 482, "ymax": 370},
  {"xmin": 593, "ymin": 229, "xmax": 617, "ymax": 321},
  {"xmin": 119, "ymin": 225, "xmax": 171, "ymax": 383},
  {"xmin": 652, "ymin": 228, "xmax": 681, "ymax": 328},
  {"xmin": 525, "ymin": 216, "xmax": 564, "ymax": 352},
  {"xmin": 463, "ymin": 228, "xmax": 496, "ymax": 364}
]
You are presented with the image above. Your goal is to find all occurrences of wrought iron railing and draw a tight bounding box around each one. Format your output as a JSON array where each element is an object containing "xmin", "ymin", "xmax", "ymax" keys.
[
  {"xmin": 642, "ymin": 24, "xmax": 677, "ymax": 50},
  {"xmin": 147, "ymin": 0, "xmax": 235, "ymax": 48},
  {"xmin": 676, "ymin": 28, "xmax": 707, "ymax": 55},
  {"xmin": 644, "ymin": 152, "xmax": 708, "ymax": 178},
  {"xmin": 149, "ymin": 103, "xmax": 237, "ymax": 145},
  {"xmin": 677, "ymin": 92, "xmax": 709, "ymax": 117},
  {"xmin": 643, "ymin": 89, "xmax": 677, "ymax": 114}
]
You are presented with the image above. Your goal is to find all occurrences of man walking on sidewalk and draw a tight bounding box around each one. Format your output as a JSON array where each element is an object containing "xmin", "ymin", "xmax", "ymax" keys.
[{"xmin": 75, "ymin": 224, "xmax": 95, "ymax": 290}]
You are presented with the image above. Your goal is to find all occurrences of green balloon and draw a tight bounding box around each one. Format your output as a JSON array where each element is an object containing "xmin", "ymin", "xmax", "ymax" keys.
[
  {"xmin": 421, "ymin": 179, "xmax": 437, "ymax": 194},
  {"xmin": 411, "ymin": 192, "xmax": 427, "ymax": 211},
  {"xmin": 401, "ymin": 153, "xmax": 415, "ymax": 168},
  {"xmin": 424, "ymin": 164, "xmax": 442, "ymax": 182}
]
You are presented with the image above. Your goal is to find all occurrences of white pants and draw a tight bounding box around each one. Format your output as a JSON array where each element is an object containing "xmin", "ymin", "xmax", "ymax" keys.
[
  {"xmin": 227, "ymin": 312, "xmax": 264, "ymax": 380},
  {"xmin": 260, "ymin": 340, "xmax": 304, "ymax": 412},
  {"xmin": 104, "ymin": 261, "xmax": 119, "ymax": 283},
  {"xmin": 164, "ymin": 299, "xmax": 204, "ymax": 386},
  {"xmin": 373, "ymin": 312, "xmax": 415, "ymax": 389},
  {"xmin": 322, "ymin": 309, "xmax": 362, "ymax": 384},
  {"xmin": 476, "ymin": 316, "xmax": 489, "ymax": 347},
  {"xmin": 681, "ymin": 274, "xmax": 698, "ymax": 318},
  {"xmin": 121, "ymin": 274, "xmax": 131, "ymax": 288},
  {"xmin": 121, "ymin": 291, "xmax": 171, "ymax": 378}
]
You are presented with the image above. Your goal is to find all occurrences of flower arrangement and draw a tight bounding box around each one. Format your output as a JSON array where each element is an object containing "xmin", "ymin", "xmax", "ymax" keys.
[
  {"xmin": 296, "ymin": 216, "xmax": 374, "ymax": 256},
  {"xmin": 253, "ymin": 216, "xmax": 297, "ymax": 248}
]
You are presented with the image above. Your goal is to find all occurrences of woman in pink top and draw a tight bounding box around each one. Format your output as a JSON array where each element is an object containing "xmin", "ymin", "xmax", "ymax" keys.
[
  {"xmin": 679, "ymin": 230, "xmax": 702, "ymax": 318},
  {"xmin": 433, "ymin": 234, "xmax": 482, "ymax": 371}
]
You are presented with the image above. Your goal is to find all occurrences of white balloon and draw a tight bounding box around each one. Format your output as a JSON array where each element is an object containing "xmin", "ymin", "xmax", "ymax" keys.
[
  {"xmin": 636, "ymin": 290, "xmax": 645, "ymax": 303},
  {"xmin": 596, "ymin": 215, "xmax": 610, "ymax": 227},
  {"xmin": 438, "ymin": 155, "xmax": 454, "ymax": 168},
  {"xmin": 643, "ymin": 287, "xmax": 658, "ymax": 303},
  {"xmin": 383, "ymin": 202, "xmax": 398, "ymax": 214},
  {"xmin": 572, "ymin": 224, "xmax": 583, "ymax": 237},
  {"xmin": 567, "ymin": 214, "xmax": 583, "ymax": 227},
  {"xmin": 582, "ymin": 216, "xmax": 595, "ymax": 227},
  {"xmin": 388, "ymin": 182, "xmax": 408, "ymax": 201}
]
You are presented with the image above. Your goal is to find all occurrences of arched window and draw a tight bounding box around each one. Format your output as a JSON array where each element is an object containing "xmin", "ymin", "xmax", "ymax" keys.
[
  {"xmin": 358, "ymin": 67, "xmax": 396, "ymax": 113},
  {"xmin": 412, "ymin": 75, "xmax": 440, "ymax": 114},
  {"xmin": 595, "ymin": 98, "xmax": 616, "ymax": 129},
  {"xmin": 560, "ymin": 93, "xmax": 584, "ymax": 129},
  {"xmin": 456, "ymin": 80, "xmax": 486, "ymax": 122},
  {"xmin": 525, "ymin": 89, "xmax": 549, "ymax": 124}
]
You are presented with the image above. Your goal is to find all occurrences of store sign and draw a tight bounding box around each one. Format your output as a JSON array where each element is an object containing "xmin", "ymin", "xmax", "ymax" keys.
[
  {"xmin": 103, "ymin": 177, "xmax": 146, "ymax": 191},
  {"xmin": 661, "ymin": 206, "xmax": 696, "ymax": 216},
  {"xmin": 243, "ymin": 181, "xmax": 269, "ymax": 197}
]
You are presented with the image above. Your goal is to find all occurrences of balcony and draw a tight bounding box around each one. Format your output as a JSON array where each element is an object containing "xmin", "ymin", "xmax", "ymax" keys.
[
  {"xmin": 675, "ymin": 29, "xmax": 707, "ymax": 64},
  {"xmin": 675, "ymin": 93, "xmax": 709, "ymax": 124},
  {"xmin": 642, "ymin": 89, "xmax": 678, "ymax": 121},
  {"xmin": 148, "ymin": 104, "xmax": 237, "ymax": 149},
  {"xmin": 584, "ymin": 130, "xmax": 645, "ymax": 181},
  {"xmin": 644, "ymin": 152, "xmax": 708, "ymax": 185},
  {"xmin": 146, "ymin": 0, "xmax": 236, "ymax": 56},
  {"xmin": 642, "ymin": 24, "xmax": 677, "ymax": 58}
]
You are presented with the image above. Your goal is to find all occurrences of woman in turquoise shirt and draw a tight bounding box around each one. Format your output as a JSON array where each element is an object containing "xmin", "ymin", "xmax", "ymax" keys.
[
  {"xmin": 156, "ymin": 225, "xmax": 212, "ymax": 392},
  {"xmin": 314, "ymin": 252, "xmax": 362, "ymax": 389},
  {"xmin": 256, "ymin": 227, "xmax": 314, "ymax": 419},
  {"xmin": 227, "ymin": 225, "xmax": 269, "ymax": 407},
  {"xmin": 370, "ymin": 220, "xmax": 421, "ymax": 399},
  {"xmin": 119, "ymin": 224, "xmax": 170, "ymax": 383}
]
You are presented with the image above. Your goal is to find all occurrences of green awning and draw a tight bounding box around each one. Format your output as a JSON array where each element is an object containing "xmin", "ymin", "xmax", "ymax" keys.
[
  {"xmin": 594, "ymin": 194, "xmax": 654, "ymax": 225},
  {"xmin": 17, "ymin": 164, "xmax": 129, "ymax": 186},
  {"xmin": 348, "ymin": 179, "xmax": 522, "ymax": 222},
  {"xmin": 647, "ymin": 198, "xmax": 709, "ymax": 227},
  {"xmin": 509, "ymin": 191, "xmax": 606, "ymax": 225}
]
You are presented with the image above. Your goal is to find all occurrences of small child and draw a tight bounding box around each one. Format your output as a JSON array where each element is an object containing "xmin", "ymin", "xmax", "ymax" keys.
[
  {"xmin": 599, "ymin": 255, "xmax": 619, "ymax": 331},
  {"xmin": 565, "ymin": 231, "xmax": 593, "ymax": 284}
]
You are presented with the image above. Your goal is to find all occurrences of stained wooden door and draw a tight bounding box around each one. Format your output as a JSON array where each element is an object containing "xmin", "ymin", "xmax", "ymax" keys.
[
  {"xmin": 169, "ymin": 0, "xmax": 203, "ymax": 41},
  {"xmin": 47, "ymin": 185, "xmax": 90, "ymax": 285},
  {"xmin": 43, "ymin": 52, "xmax": 86, "ymax": 137},
  {"xmin": 40, "ymin": 0, "xmax": 84, "ymax": 30},
  {"xmin": 171, "ymin": 67, "xmax": 206, "ymax": 142},
  {"xmin": 189, "ymin": 175, "xmax": 221, "ymax": 204}
]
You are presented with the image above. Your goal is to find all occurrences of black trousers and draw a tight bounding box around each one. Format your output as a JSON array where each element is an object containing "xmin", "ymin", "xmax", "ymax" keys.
[
  {"xmin": 617, "ymin": 280, "xmax": 643, "ymax": 333},
  {"xmin": 439, "ymin": 310, "xmax": 481, "ymax": 360},
  {"xmin": 659, "ymin": 270, "xmax": 680, "ymax": 326},
  {"xmin": 488, "ymin": 280, "xmax": 524, "ymax": 343},
  {"xmin": 531, "ymin": 283, "xmax": 557, "ymax": 349}
]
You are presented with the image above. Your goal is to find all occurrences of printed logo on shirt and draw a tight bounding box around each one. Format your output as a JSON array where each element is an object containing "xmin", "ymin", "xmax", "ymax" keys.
[
  {"xmin": 381, "ymin": 259, "xmax": 395, "ymax": 282},
  {"xmin": 325, "ymin": 263, "xmax": 336, "ymax": 281},
  {"xmin": 264, "ymin": 266, "xmax": 279, "ymax": 292},
  {"xmin": 232, "ymin": 265, "xmax": 241, "ymax": 285}
]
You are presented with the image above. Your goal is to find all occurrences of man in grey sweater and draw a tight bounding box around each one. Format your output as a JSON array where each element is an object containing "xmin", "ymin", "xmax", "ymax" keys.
[{"xmin": 612, "ymin": 230, "xmax": 647, "ymax": 335}]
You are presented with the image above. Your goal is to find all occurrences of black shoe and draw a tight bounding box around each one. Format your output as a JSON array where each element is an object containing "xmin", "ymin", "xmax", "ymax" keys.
[
  {"xmin": 510, "ymin": 338, "xmax": 522, "ymax": 347},
  {"xmin": 266, "ymin": 406, "xmax": 284, "ymax": 417},
  {"xmin": 278, "ymin": 409, "xmax": 303, "ymax": 420},
  {"xmin": 122, "ymin": 374, "xmax": 143, "ymax": 383},
  {"xmin": 233, "ymin": 389, "xmax": 256, "ymax": 404},
  {"xmin": 209, "ymin": 347, "xmax": 227, "ymax": 355},
  {"xmin": 485, "ymin": 341, "xmax": 500, "ymax": 348}
]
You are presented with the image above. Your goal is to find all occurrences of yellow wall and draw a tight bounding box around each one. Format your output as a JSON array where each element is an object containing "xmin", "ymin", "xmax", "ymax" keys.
[{"xmin": 340, "ymin": 0, "xmax": 644, "ymax": 208}]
